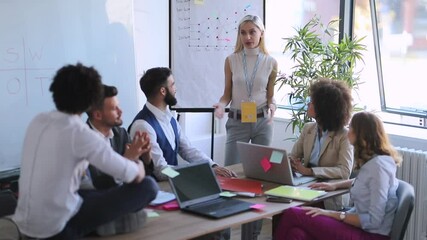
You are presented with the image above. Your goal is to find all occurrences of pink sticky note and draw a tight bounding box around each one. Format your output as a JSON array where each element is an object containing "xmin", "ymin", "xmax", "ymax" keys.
[
  {"xmin": 260, "ymin": 157, "xmax": 272, "ymax": 172},
  {"xmin": 250, "ymin": 204, "xmax": 266, "ymax": 210},
  {"xmin": 162, "ymin": 200, "xmax": 180, "ymax": 211}
]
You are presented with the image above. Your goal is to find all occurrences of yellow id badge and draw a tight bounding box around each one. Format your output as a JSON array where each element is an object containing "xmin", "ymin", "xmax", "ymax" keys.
[{"xmin": 241, "ymin": 101, "xmax": 257, "ymax": 123}]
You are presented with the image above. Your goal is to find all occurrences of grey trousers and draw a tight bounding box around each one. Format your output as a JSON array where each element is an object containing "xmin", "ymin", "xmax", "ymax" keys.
[{"xmin": 224, "ymin": 117, "xmax": 273, "ymax": 166}]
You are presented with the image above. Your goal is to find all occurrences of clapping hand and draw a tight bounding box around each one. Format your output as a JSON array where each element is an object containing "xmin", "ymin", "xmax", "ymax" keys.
[{"xmin": 124, "ymin": 131, "xmax": 151, "ymax": 161}]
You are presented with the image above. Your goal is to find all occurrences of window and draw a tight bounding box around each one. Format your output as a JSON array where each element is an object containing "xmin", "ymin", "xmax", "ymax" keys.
[
  {"xmin": 267, "ymin": 0, "xmax": 427, "ymax": 135},
  {"xmin": 265, "ymin": 0, "xmax": 341, "ymax": 108},
  {"xmin": 355, "ymin": 0, "xmax": 427, "ymax": 129}
]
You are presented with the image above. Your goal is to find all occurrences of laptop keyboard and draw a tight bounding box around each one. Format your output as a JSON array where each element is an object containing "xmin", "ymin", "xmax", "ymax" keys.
[
  {"xmin": 294, "ymin": 176, "xmax": 317, "ymax": 185},
  {"xmin": 188, "ymin": 198, "xmax": 250, "ymax": 215}
]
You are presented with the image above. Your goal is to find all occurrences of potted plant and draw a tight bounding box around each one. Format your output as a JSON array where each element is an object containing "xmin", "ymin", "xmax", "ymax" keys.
[{"xmin": 276, "ymin": 16, "xmax": 367, "ymax": 138}]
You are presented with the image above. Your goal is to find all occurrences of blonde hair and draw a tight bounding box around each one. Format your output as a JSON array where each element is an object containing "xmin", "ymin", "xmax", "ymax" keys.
[{"xmin": 234, "ymin": 15, "xmax": 268, "ymax": 54}]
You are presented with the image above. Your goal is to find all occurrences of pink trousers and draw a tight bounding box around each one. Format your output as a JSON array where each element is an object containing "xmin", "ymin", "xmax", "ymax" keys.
[{"xmin": 273, "ymin": 207, "xmax": 390, "ymax": 240}]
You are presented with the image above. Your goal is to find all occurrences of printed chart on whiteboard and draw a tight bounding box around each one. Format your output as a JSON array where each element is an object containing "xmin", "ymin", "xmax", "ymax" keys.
[{"xmin": 171, "ymin": 0, "xmax": 264, "ymax": 108}]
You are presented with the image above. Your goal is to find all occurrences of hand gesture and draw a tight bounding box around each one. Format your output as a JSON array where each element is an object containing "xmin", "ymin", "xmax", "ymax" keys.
[
  {"xmin": 213, "ymin": 103, "xmax": 225, "ymax": 119},
  {"xmin": 124, "ymin": 131, "xmax": 151, "ymax": 161},
  {"xmin": 290, "ymin": 156, "xmax": 312, "ymax": 176},
  {"xmin": 132, "ymin": 160, "xmax": 146, "ymax": 183},
  {"xmin": 301, "ymin": 206, "xmax": 335, "ymax": 218},
  {"xmin": 309, "ymin": 182, "xmax": 336, "ymax": 191},
  {"xmin": 138, "ymin": 132, "xmax": 152, "ymax": 165},
  {"xmin": 213, "ymin": 165, "xmax": 237, "ymax": 178},
  {"xmin": 268, "ymin": 103, "xmax": 276, "ymax": 123}
]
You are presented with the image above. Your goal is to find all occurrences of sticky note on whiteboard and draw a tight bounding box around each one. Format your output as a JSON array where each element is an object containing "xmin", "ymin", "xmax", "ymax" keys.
[{"xmin": 194, "ymin": 0, "xmax": 204, "ymax": 5}]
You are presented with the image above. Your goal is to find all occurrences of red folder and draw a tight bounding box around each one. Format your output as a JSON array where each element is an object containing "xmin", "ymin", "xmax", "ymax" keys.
[{"xmin": 217, "ymin": 176, "xmax": 263, "ymax": 195}]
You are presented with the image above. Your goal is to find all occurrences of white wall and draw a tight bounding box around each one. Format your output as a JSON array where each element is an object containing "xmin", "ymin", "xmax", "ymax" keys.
[{"xmin": 133, "ymin": 0, "xmax": 169, "ymax": 109}]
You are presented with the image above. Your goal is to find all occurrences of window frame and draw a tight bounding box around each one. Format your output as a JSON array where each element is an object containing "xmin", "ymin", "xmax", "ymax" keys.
[{"xmin": 369, "ymin": 0, "xmax": 427, "ymax": 120}]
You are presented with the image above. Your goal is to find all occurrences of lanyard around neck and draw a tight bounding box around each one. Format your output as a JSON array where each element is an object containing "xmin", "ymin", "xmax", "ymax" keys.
[{"xmin": 242, "ymin": 49, "xmax": 261, "ymax": 100}]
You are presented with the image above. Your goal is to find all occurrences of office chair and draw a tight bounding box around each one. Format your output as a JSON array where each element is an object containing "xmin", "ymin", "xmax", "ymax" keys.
[{"xmin": 390, "ymin": 179, "xmax": 415, "ymax": 240}]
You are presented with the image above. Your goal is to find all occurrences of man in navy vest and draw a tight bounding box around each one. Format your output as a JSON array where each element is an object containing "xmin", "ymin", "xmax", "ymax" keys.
[{"xmin": 128, "ymin": 67, "xmax": 236, "ymax": 181}]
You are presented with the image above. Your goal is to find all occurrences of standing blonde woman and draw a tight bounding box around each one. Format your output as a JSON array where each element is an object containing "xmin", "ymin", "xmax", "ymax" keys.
[{"xmin": 213, "ymin": 14, "xmax": 278, "ymax": 166}]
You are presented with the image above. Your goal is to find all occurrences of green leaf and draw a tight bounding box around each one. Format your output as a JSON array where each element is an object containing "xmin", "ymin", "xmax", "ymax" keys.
[{"xmin": 276, "ymin": 16, "xmax": 366, "ymax": 140}]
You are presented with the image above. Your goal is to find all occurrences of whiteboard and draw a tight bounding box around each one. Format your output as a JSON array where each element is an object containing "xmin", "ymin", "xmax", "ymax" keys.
[
  {"xmin": 171, "ymin": 0, "xmax": 264, "ymax": 108},
  {"xmin": 0, "ymin": 0, "xmax": 138, "ymax": 171}
]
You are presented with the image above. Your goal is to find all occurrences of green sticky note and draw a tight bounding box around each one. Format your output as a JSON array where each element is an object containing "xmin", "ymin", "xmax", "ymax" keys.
[
  {"xmin": 219, "ymin": 191, "xmax": 236, "ymax": 197},
  {"xmin": 161, "ymin": 167, "xmax": 180, "ymax": 178},
  {"xmin": 147, "ymin": 211, "xmax": 160, "ymax": 218},
  {"xmin": 270, "ymin": 150, "xmax": 284, "ymax": 164},
  {"xmin": 194, "ymin": 0, "xmax": 204, "ymax": 4}
]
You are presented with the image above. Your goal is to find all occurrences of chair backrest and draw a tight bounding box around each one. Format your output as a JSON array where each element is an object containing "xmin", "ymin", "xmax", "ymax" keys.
[{"xmin": 390, "ymin": 179, "xmax": 415, "ymax": 240}]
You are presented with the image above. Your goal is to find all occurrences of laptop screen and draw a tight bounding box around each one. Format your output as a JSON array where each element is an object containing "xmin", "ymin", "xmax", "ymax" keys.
[{"xmin": 169, "ymin": 161, "xmax": 221, "ymax": 207}]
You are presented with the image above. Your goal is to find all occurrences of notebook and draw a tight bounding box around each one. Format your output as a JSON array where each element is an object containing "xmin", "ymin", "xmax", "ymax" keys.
[
  {"xmin": 217, "ymin": 176, "xmax": 263, "ymax": 196},
  {"xmin": 149, "ymin": 190, "xmax": 176, "ymax": 206},
  {"xmin": 168, "ymin": 161, "xmax": 254, "ymax": 219},
  {"xmin": 264, "ymin": 185, "xmax": 326, "ymax": 201},
  {"xmin": 237, "ymin": 142, "xmax": 317, "ymax": 186}
]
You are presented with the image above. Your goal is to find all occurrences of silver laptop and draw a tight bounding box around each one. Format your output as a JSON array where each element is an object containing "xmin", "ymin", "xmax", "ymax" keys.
[
  {"xmin": 237, "ymin": 142, "xmax": 317, "ymax": 186},
  {"xmin": 168, "ymin": 161, "xmax": 253, "ymax": 219}
]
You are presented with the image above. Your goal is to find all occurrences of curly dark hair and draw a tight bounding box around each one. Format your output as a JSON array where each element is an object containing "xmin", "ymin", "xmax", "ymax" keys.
[
  {"xmin": 309, "ymin": 78, "xmax": 352, "ymax": 131},
  {"xmin": 350, "ymin": 111, "xmax": 402, "ymax": 169},
  {"xmin": 139, "ymin": 67, "xmax": 172, "ymax": 99},
  {"xmin": 49, "ymin": 63, "xmax": 103, "ymax": 114}
]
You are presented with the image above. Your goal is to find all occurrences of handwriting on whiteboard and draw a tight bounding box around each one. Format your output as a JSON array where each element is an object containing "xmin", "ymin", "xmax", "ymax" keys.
[{"xmin": 0, "ymin": 38, "xmax": 54, "ymax": 106}]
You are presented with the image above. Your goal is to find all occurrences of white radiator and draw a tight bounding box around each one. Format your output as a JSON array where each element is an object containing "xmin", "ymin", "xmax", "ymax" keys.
[{"xmin": 395, "ymin": 147, "xmax": 427, "ymax": 240}]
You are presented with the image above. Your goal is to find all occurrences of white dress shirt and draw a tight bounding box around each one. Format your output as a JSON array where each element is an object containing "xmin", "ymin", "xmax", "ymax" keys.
[
  {"xmin": 13, "ymin": 111, "xmax": 139, "ymax": 238},
  {"xmin": 129, "ymin": 102, "xmax": 215, "ymax": 180}
]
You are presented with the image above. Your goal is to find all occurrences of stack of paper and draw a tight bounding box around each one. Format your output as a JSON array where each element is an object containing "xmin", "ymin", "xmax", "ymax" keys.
[{"xmin": 149, "ymin": 190, "xmax": 176, "ymax": 206}]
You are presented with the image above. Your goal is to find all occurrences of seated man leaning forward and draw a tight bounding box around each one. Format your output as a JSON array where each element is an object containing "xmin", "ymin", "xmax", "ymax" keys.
[
  {"xmin": 84, "ymin": 84, "xmax": 153, "ymax": 190},
  {"xmin": 128, "ymin": 67, "xmax": 236, "ymax": 181},
  {"xmin": 12, "ymin": 63, "xmax": 158, "ymax": 239},
  {"xmin": 81, "ymin": 84, "xmax": 158, "ymax": 236}
]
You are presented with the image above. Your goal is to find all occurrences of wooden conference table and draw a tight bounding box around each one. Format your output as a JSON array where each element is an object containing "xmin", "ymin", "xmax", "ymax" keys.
[{"xmin": 85, "ymin": 164, "xmax": 348, "ymax": 240}]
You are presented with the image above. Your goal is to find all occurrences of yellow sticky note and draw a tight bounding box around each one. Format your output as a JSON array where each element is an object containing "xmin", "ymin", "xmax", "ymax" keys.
[
  {"xmin": 194, "ymin": 0, "xmax": 204, "ymax": 5},
  {"xmin": 270, "ymin": 150, "xmax": 284, "ymax": 164},
  {"xmin": 241, "ymin": 102, "xmax": 257, "ymax": 123},
  {"xmin": 219, "ymin": 191, "xmax": 237, "ymax": 197},
  {"xmin": 161, "ymin": 167, "xmax": 180, "ymax": 178}
]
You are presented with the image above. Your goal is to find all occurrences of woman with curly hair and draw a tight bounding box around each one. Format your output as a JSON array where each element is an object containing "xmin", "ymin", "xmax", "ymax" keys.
[
  {"xmin": 289, "ymin": 78, "xmax": 354, "ymax": 210},
  {"xmin": 274, "ymin": 111, "xmax": 402, "ymax": 240}
]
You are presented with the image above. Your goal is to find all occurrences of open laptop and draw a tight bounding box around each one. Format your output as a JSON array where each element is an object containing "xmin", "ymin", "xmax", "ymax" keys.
[
  {"xmin": 168, "ymin": 161, "xmax": 253, "ymax": 219},
  {"xmin": 237, "ymin": 142, "xmax": 317, "ymax": 186}
]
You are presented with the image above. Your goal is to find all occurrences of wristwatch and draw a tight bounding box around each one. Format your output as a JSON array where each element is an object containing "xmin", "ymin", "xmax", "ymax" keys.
[{"xmin": 339, "ymin": 211, "xmax": 346, "ymax": 221}]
